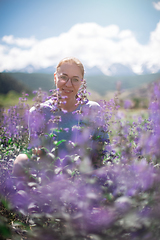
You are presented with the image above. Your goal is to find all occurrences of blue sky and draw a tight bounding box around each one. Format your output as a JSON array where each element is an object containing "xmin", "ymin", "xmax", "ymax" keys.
[{"xmin": 0, "ymin": 0, "xmax": 160, "ymax": 74}]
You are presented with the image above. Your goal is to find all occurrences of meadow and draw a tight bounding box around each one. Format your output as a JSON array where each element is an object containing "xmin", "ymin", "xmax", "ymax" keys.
[{"xmin": 0, "ymin": 82, "xmax": 160, "ymax": 240}]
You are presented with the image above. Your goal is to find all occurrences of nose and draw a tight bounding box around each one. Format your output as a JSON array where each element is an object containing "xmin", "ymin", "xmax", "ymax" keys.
[{"xmin": 65, "ymin": 78, "xmax": 72, "ymax": 87}]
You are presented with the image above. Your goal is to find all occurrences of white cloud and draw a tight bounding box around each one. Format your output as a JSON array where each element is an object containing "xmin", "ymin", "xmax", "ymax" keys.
[
  {"xmin": 2, "ymin": 35, "xmax": 37, "ymax": 48},
  {"xmin": 153, "ymin": 1, "xmax": 160, "ymax": 10},
  {"xmin": 0, "ymin": 22, "xmax": 160, "ymax": 75},
  {"xmin": 68, "ymin": 23, "xmax": 120, "ymax": 39}
]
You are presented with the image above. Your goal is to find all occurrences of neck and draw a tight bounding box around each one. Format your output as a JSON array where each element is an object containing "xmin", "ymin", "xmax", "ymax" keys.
[{"xmin": 60, "ymin": 96, "xmax": 79, "ymax": 112}]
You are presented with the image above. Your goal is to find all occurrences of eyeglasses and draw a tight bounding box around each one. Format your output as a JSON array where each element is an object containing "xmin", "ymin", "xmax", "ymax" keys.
[{"xmin": 57, "ymin": 74, "xmax": 82, "ymax": 86}]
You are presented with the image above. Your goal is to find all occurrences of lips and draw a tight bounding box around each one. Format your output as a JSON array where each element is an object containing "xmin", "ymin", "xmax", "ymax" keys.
[{"xmin": 62, "ymin": 89, "xmax": 73, "ymax": 93}]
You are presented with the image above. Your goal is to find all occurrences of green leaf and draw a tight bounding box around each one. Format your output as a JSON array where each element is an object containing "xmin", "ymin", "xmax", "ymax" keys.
[
  {"xmin": 23, "ymin": 149, "xmax": 32, "ymax": 159},
  {"xmin": 0, "ymin": 225, "xmax": 11, "ymax": 238},
  {"xmin": 8, "ymin": 138, "xmax": 12, "ymax": 144},
  {"xmin": 41, "ymin": 146, "xmax": 49, "ymax": 153},
  {"xmin": 1, "ymin": 198, "xmax": 10, "ymax": 209},
  {"xmin": 55, "ymin": 139, "xmax": 66, "ymax": 146}
]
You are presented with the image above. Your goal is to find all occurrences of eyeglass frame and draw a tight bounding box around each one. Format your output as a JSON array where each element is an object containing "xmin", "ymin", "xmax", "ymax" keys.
[{"xmin": 56, "ymin": 73, "xmax": 83, "ymax": 86}]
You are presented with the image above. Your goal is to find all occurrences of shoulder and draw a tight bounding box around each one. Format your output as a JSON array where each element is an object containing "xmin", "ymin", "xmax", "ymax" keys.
[
  {"xmin": 29, "ymin": 99, "xmax": 55, "ymax": 113},
  {"xmin": 81, "ymin": 101, "xmax": 102, "ymax": 118},
  {"xmin": 82, "ymin": 100, "xmax": 101, "ymax": 112},
  {"xmin": 85, "ymin": 100, "xmax": 100, "ymax": 108}
]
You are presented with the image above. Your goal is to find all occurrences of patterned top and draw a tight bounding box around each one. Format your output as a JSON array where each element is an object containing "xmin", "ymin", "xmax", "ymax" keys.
[{"xmin": 29, "ymin": 100, "xmax": 109, "ymax": 158}]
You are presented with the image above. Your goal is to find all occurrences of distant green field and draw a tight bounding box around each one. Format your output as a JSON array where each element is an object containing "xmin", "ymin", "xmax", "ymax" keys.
[
  {"xmin": 0, "ymin": 91, "xmax": 34, "ymax": 109},
  {"xmin": 1, "ymin": 72, "xmax": 160, "ymax": 108},
  {"xmin": 86, "ymin": 73, "xmax": 160, "ymax": 95},
  {"xmin": 3, "ymin": 72, "xmax": 160, "ymax": 96}
]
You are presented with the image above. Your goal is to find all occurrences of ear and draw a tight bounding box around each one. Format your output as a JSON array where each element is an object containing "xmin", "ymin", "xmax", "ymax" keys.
[
  {"xmin": 54, "ymin": 72, "xmax": 57, "ymax": 85},
  {"xmin": 81, "ymin": 78, "xmax": 84, "ymax": 84},
  {"xmin": 81, "ymin": 78, "xmax": 84, "ymax": 86}
]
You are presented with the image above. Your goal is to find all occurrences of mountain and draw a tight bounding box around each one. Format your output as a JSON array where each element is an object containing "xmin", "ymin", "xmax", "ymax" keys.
[
  {"xmin": 107, "ymin": 63, "xmax": 136, "ymax": 76},
  {"xmin": 6, "ymin": 65, "xmax": 56, "ymax": 74},
  {"xmin": 4, "ymin": 72, "xmax": 55, "ymax": 92},
  {"xmin": 85, "ymin": 73, "xmax": 160, "ymax": 96},
  {"xmin": 8, "ymin": 65, "xmax": 104, "ymax": 76},
  {"xmin": 0, "ymin": 73, "xmax": 31, "ymax": 94},
  {"xmin": 34, "ymin": 66, "xmax": 56, "ymax": 74},
  {"xmin": 85, "ymin": 66, "xmax": 105, "ymax": 76},
  {"xmin": 2, "ymin": 72, "xmax": 160, "ymax": 97},
  {"xmin": 4, "ymin": 63, "xmax": 159, "ymax": 76}
]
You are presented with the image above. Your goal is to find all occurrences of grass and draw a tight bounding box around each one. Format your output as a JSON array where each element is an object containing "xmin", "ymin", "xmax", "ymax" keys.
[
  {"xmin": 0, "ymin": 91, "xmax": 149, "ymax": 119},
  {"xmin": 0, "ymin": 91, "xmax": 35, "ymax": 109}
]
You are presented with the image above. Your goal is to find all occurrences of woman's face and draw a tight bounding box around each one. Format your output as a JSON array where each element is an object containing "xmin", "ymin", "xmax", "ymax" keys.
[{"xmin": 54, "ymin": 62, "xmax": 83, "ymax": 99}]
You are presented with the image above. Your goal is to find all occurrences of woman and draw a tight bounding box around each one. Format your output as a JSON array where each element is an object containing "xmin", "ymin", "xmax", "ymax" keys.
[{"xmin": 13, "ymin": 57, "xmax": 109, "ymax": 178}]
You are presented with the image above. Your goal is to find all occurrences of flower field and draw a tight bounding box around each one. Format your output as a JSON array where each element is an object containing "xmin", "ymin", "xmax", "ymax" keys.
[{"xmin": 1, "ymin": 83, "xmax": 160, "ymax": 240}]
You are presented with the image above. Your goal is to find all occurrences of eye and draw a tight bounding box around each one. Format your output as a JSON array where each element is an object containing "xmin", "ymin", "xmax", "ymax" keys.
[
  {"xmin": 72, "ymin": 78, "xmax": 79, "ymax": 83},
  {"xmin": 60, "ymin": 75, "xmax": 68, "ymax": 81}
]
